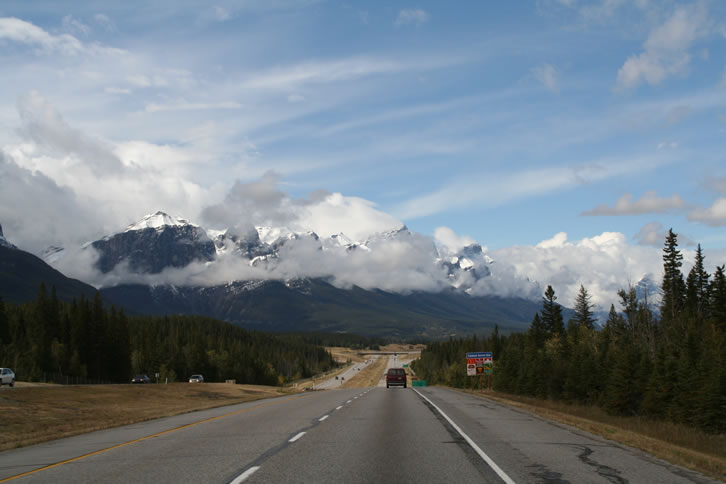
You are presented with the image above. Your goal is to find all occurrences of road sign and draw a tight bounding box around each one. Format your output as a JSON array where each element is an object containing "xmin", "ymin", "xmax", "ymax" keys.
[{"xmin": 466, "ymin": 352, "xmax": 493, "ymax": 376}]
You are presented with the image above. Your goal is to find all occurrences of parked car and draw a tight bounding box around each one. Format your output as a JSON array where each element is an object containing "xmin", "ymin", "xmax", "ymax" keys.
[
  {"xmin": 386, "ymin": 368, "xmax": 407, "ymax": 388},
  {"xmin": 131, "ymin": 374, "xmax": 151, "ymax": 384},
  {"xmin": 0, "ymin": 368, "xmax": 15, "ymax": 387},
  {"xmin": 189, "ymin": 374, "xmax": 204, "ymax": 383}
]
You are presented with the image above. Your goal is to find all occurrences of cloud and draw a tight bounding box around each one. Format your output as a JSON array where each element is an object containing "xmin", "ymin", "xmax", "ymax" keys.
[
  {"xmin": 104, "ymin": 87, "xmax": 132, "ymax": 95},
  {"xmin": 16, "ymin": 91, "xmax": 125, "ymax": 175},
  {"xmin": 532, "ymin": 63, "xmax": 559, "ymax": 93},
  {"xmin": 144, "ymin": 101, "xmax": 243, "ymax": 113},
  {"xmin": 434, "ymin": 227, "xmax": 476, "ymax": 253},
  {"xmin": 200, "ymin": 173, "xmax": 404, "ymax": 241},
  {"xmin": 213, "ymin": 6, "xmax": 231, "ymax": 21},
  {"xmin": 582, "ymin": 191, "xmax": 685, "ymax": 216},
  {"xmin": 492, "ymin": 231, "xmax": 664, "ymax": 310},
  {"xmin": 616, "ymin": 4, "xmax": 710, "ymax": 90},
  {"xmin": 0, "ymin": 16, "xmax": 83, "ymax": 55},
  {"xmin": 634, "ymin": 221, "xmax": 666, "ymax": 246},
  {"xmin": 238, "ymin": 55, "xmax": 459, "ymax": 91},
  {"xmin": 688, "ymin": 198, "xmax": 726, "ymax": 227},
  {"xmin": 395, "ymin": 9, "xmax": 430, "ymax": 26},
  {"xmin": 394, "ymin": 155, "xmax": 666, "ymax": 220},
  {"xmin": 62, "ymin": 15, "xmax": 91, "ymax": 36},
  {"xmin": 0, "ymin": 16, "xmax": 125, "ymax": 57},
  {"xmin": 0, "ymin": 152, "xmax": 103, "ymax": 254}
]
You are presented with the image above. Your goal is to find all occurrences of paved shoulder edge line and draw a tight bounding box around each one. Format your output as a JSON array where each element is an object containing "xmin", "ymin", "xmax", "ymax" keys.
[{"xmin": 412, "ymin": 388, "xmax": 516, "ymax": 484}]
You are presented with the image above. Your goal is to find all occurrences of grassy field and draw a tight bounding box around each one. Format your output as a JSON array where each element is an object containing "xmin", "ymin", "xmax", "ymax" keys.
[
  {"xmin": 459, "ymin": 389, "xmax": 726, "ymax": 481},
  {"xmin": 0, "ymin": 383, "xmax": 291, "ymax": 452}
]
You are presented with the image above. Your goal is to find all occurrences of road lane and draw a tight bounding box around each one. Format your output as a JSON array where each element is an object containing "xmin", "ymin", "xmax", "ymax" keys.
[
  {"xmin": 0, "ymin": 389, "xmax": 366, "ymax": 483},
  {"xmin": 414, "ymin": 387, "xmax": 720, "ymax": 484},
  {"xmin": 245, "ymin": 386, "xmax": 497, "ymax": 483}
]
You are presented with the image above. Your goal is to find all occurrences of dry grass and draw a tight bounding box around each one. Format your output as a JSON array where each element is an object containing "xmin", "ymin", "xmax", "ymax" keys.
[
  {"xmin": 326, "ymin": 346, "xmax": 367, "ymax": 363},
  {"xmin": 0, "ymin": 383, "xmax": 291, "ymax": 451},
  {"xmin": 342, "ymin": 355, "xmax": 389, "ymax": 388},
  {"xmin": 458, "ymin": 389, "xmax": 726, "ymax": 481}
]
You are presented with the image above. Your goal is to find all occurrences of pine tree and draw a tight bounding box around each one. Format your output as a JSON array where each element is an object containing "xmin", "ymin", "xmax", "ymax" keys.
[
  {"xmin": 661, "ymin": 229, "xmax": 686, "ymax": 326},
  {"xmin": 685, "ymin": 244, "xmax": 710, "ymax": 318},
  {"xmin": 709, "ymin": 265, "xmax": 726, "ymax": 331},
  {"xmin": 528, "ymin": 313, "xmax": 547, "ymax": 348},
  {"xmin": 541, "ymin": 285, "xmax": 564, "ymax": 336},
  {"xmin": 571, "ymin": 284, "xmax": 596, "ymax": 330}
]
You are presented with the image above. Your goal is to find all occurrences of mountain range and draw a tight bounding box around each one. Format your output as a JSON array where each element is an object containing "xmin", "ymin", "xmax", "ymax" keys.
[{"xmin": 0, "ymin": 213, "xmax": 545, "ymax": 339}]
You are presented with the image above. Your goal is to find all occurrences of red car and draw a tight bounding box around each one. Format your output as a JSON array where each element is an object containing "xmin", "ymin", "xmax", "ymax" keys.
[{"xmin": 386, "ymin": 368, "xmax": 407, "ymax": 388}]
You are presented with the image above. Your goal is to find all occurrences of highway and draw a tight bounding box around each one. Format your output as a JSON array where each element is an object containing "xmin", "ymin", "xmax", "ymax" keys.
[{"xmin": 0, "ymin": 371, "xmax": 719, "ymax": 482}]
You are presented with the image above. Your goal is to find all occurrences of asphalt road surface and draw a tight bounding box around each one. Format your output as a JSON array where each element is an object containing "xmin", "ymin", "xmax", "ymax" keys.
[{"xmin": 0, "ymin": 386, "xmax": 719, "ymax": 483}]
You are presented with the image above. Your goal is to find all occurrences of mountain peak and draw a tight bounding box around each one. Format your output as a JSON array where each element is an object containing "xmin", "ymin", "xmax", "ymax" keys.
[
  {"xmin": 0, "ymin": 223, "xmax": 17, "ymax": 249},
  {"xmin": 125, "ymin": 211, "xmax": 195, "ymax": 232}
]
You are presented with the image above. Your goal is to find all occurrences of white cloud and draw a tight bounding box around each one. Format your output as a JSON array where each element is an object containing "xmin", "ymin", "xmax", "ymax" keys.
[
  {"xmin": 434, "ymin": 227, "xmax": 476, "ymax": 253},
  {"xmin": 213, "ymin": 6, "xmax": 231, "ymax": 21},
  {"xmin": 104, "ymin": 87, "xmax": 131, "ymax": 95},
  {"xmin": 395, "ymin": 9, "xmax": 430, "ymax": 27},
  {"xmin": 0, "ymin": 16, "xmax": 83, "ymax": 55},
  {"xmin": 688, "ymin": 198, "xmax": 726, "ymax": 227},
  {"xmin": 493, "ymin": 231, "xmax": 663, "ymax": 310},
  {"xmin": 287, "ymin": 93, "xmax": 305, "ymax": 103},
  {"xmin": 634, "ymin": 221, "xmax": 666, "ymax": 246},
  {"xmin": 16, "ymin": 91, "xmax": 125, "ymax": 175},
  {"xmin": 616, "ymin": 4, "xmax": 710, "ymax": 90},
  {"xmin": 62, "ymin": 15, "xmax": 91, "ymax": 36},
  {"xmin": 144, "ymin": 101, "xmax": 243, "ymax": 113},
  {"xmin": 532, "ymin": 63, "xmax": 559, "ymax": 93},
  {"xmin": 394, "ymin": 154, "xmax": 668, "ymax": 220},
  {"xmin": 582, "ymin": 191, "xmax": 685, "ymax": 215}
]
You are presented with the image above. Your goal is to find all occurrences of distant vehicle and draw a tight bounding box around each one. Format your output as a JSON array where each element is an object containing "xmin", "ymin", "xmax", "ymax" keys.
[
  {"xmin": 131, "ymin": 374, "xmax": 150, "ymax": 384},
  {"xmin": 386, "ymin": 368, "xmax": 406, "ymax": 388},
  {"xmin": 0, "ymin": 368, "xmax": 15, "ymax": 387},
  {"xmin": 189, "ymin": 374, "xmax": 204, "ymax": 383}
]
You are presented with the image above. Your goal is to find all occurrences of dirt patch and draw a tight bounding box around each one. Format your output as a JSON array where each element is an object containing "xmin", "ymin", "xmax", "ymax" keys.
[{"xmin": 0, "ymin": 383, "xmax": 292, "ymax": 451}]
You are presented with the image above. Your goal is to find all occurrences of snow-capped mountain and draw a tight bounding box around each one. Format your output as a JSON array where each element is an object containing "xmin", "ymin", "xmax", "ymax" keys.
[
  {"xmin": 91, "ymin": 211, "xmax": 216, "ymax": 274},
  {"xmin": 0, "ymin": 225, "xmax": 17, "ymax": 249},
  {"xmin": 0, "ymin": 224, "xmax": 17, "ymax": 250},
  {"xmin": 83, "ymin": 211, "xmax": 495, "ymax": 292}
]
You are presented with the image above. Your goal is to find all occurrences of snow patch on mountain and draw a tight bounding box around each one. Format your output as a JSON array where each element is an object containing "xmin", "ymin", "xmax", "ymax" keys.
[
  {"xmin": 0, "ymin": 224, "xmax": 17, "ymax": 249},
  {"xmin": 125, "ymin": 211, "xmax": 195, "ymax": 232}
]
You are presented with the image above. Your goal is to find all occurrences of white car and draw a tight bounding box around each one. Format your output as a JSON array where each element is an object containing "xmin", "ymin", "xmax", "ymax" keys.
[
  {"xmin": 0, "ymin": 368, "xmax": 15, "ymax": 387},
  {"xmin": 188, "ymin": 374, "xmax": 204, "ymax": 383}
]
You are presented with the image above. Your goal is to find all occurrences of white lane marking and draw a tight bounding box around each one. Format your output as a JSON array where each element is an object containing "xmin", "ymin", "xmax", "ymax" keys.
[
  {"xmin": 412, "ymin": 389, "xmax": 516, "ymax": 484},
  {"xmin": 289, "ymin": 432, "xmax": 306, "ymax": 442},
  {"xmin": 319, "ymin": 415, "xmax": 329, "ymax": 421},
  {"xmin": 346, "ymin": 400, "xmax": 352, "ymax": 403},
  {"xmin": 336, "ymin": 405, "xmax": 343, "ymax": 410},
  {"xmin": 230, "ymin": 466, "xmax": 260, "ymax": 483}
]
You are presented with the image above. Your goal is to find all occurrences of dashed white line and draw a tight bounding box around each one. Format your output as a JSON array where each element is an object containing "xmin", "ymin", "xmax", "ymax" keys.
[
  {"xmin": 319, "ymin": 415, "xmax": 329, "ymax": 422},
  {"xmin": 346, "ymin": 400, "xmax": 352, "ymax": 403},
  {"xmin": 335, "ymin": 405, "xmax": 343, "ymax": 410},
  {"xmin": 288, "ymin": 432, "xmax": 306, "ymax": 443},
  {"xmin": 230, "ymin": 466, "xmax": 260, "ymax": 483},
  {"xmin": 412, "ymin": 389, "xmax": 515, "ymax": 484}
]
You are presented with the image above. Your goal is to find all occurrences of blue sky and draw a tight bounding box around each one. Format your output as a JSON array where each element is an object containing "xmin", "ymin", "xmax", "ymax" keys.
[{"xmin": 1, "ymin": 1, "xmax": 725, "ymax": 308}]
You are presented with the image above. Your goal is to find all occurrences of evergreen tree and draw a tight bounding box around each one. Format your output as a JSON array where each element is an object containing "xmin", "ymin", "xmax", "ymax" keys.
[
  {"xmin": 661, "ymin": 229, "xmax": 686, "ymax": 326},
  {"xmin": 709, "ymin": 265, "xmax": 726, "ymax": 331},
  {"xmin": 528, "ymin": 313, "xmax": 546, "ymax": 348},
  {"xmin": 541, "ymin": 285, "xmax": 564, "ymax": 336},
  {"xmin": 570, "ymin": 284, "xmax": 596, "ymax": 330},
  {"xmin": 685, "ymin": 244, "xmax": 710, "ymax": 318}
]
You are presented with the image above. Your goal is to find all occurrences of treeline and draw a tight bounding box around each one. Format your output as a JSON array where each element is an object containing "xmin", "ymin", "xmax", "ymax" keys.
[
  {"xmin": 413, "ymin": 230, "xmax": 726, "ymax": 434},
  {"xmin": 287, "ymin": 332, "xmax": 383, "ymax": 350},
  {"xmin": 0, "ymin": 286, "xmax": 337, "ymax": 385}
]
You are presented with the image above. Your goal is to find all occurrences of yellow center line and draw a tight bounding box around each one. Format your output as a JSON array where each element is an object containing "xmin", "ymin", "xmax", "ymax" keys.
[{"xmin": 0, "ymin": 394, "xmax": 305, "ymax": 483}]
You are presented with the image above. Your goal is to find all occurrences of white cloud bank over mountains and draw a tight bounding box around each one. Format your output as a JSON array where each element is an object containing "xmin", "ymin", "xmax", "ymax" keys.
[{"xmin": 0, "ymin": 93, "xmax": 721, "ymax": 313}]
